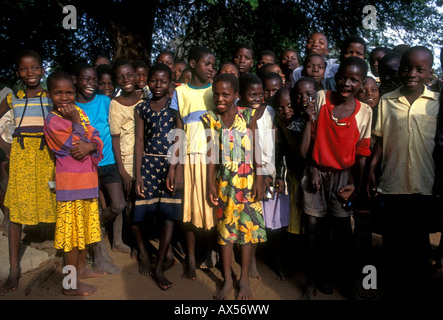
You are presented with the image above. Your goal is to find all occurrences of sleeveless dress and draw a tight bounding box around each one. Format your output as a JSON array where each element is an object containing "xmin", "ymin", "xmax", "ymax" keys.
[
  {"xmin": 4, "ymin": 90, "xmax": 56, "ymax": 225},
  {"xmin": 201, "ymin": 109, "xmax": 267, "ymax": 245}
]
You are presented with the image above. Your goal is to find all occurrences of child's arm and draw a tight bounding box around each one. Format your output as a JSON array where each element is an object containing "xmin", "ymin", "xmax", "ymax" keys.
[
  {"xmin": 166, "ymin": 110, "xmax": 184, "ymax": 194},
  {"xmin": 367, "ymin": 136, "xmax": 382, "ymax": 198},
  {"xmin": 0, "ymin": 96, "xmax": 10, "ymax": 120},
  {"xmin": 112, "ymin": 134, "xmax": 133, "ymax": 195},
  {"xmin": 299, "ymin": 98, "xmax": 316, "ymax": 159},
  {"xmin": 250, "ymin": 112, "xmax": 265, "ymax": 202},
  {"xmin": 134, "ymin": 110, "xmax": 145, "ymax": 198}
]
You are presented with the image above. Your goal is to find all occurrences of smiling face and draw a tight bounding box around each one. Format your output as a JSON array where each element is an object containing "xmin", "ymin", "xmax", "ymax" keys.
[
  {"xmin": 233, "ymin": 48, "xmax": 254, "ymax": 74},
  {"xmin": 241, "ymin": 83, "xmax": 263, "ymax": 109},
  {"xmin": 148, "ymin": 70, "xmax": 170, "ymax": 99},
  {"xmin": 335, "ymin": 64, "xmax": 364, "ymax": 99},
  {"xmin": 399, "ymin": 49, "xmax": 432, "ymax": 93},
  {"xmin": 304, "ymin": 55, "xmax": 326, "ymax": 83},
  {"xmin": 16, "ymin": 56, "xmax": 44, "ymax": 89},
  {"xmin": 213, "ymin": 80, "xmax": 238, "ymax": 114},
  {"xmin": 98, "ymin": 73, "xmax": 114, "ymax": 97},
  {"xmin": 306, "ymin": 33, "xmax": 329, "ymax": 57},
  {"xmin": 74, "ymin": 67, "xmax": 98, "ymax": 102},
  {"xmin": 356, "ymin": 77, "xmax": 379, "ymax": 108},
  {"xmin": 114, "ymin": 64, "xmax": 136, "ymax": 94},
  {"xmin": 49, "ymin": 78, "xmax": 76, "ymax": 111}
]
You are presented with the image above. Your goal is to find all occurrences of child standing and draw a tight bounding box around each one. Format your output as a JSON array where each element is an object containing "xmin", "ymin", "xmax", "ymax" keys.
[
  {"xmin": 169, "ymin": 46, "xmax": 217, "ymax": 279},
  {"xmin": 96, "ymin": 64, "xmax": 115, "ymax": 98},
  {"xmin": 257, "ymin": 50, "xmax": 277, "ymax": 70},
  {"xmin": 368, "ymin": 46, "xmax": 440, "ymax": 299},
  {"xmin": 44, "ymin": 70, "xmax": 104, "ymax": 295},
  {"xmin": 133, "ymin": 63, "xmax": 183, "ymax": 289},
  {"xmin": 302, "ymin": 54, "xmax": 327, "ymax": 91},
  {"xmin": 280, "ymin": 49, "xmax": 300, "ymax": 87},
  {"xmin": 0, "ymin": 50, "xmax": 56, "ymax": 292},
  {"xmin": 133, "ymin": 60, "xmax": 152, "ymax": 100},
  {"xmin": 72, "ymin": 63, "xmax": 127, "ymax": 275},
  {"xmin": 108, "ymin": 59, "xmax": 145, "ymax": 269},
  {"xmin": 300, "ymin": 57, "xmax": 372, "ymax": 299},
  {"xmin": 203, "ymin": 73, "xmax": 266, "ymax": 300}
]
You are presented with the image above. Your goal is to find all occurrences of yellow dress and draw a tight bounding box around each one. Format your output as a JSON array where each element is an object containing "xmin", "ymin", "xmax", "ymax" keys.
[{"xmin": 4, "ymin": 90, "xmax": 56, "ymax": 225}]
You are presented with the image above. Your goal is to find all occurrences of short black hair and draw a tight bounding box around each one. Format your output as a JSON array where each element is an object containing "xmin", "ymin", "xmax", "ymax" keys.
[
  {"xmin": 256, "ymin": 63, "xmax": 280, "ymax": 80},
  {"xmin": 14, "ymin": 49, "xmax": 43, "ymax": 69},
  {"xmin": 291, "ymin": 77, "xmax": 317, "ymax": 103},
  {"xmin": 260, "ymin": 72, "xmax": 283, "ymax": 87},
  {"xmin": 234, "ymin": 43, "xmax": 254, "ymax": 58},
  {"xmin": 111, "ymin": 59, "xmax": 133, "ymax": 83},
  {"xmin": 239, "ymin": 72, "xmax": 262, "ymax": 95},
  {"xmin": 258, "ymin": 50, "xmax": 276, "ymax": 61},
  {"xmin": 156, "ymin": 51, "xmax": 175, "ymax": 63},
  {"xmin": 96, "ymin": 64, "xmax": 112, "ymax": 79},
  {"xmin": 340, "ymin": 36, "xmax": 367, "ymax": 61},
  {"xmin": 47, "ymin": 69, "xmax": 74, "ymax": 92},
  {"xmin": 218, "ymin": 61, "xmax": 240, "ymax": 77},
  {"xmin": 188, "ymin": 46, "xmax": 214, "ymax": 65},
  {"xmin": 302, "ymin": 54, "xmax": 325, "ymax": 69},
  {"xmin": 336, "ymin": 56, "xmax": 368, "ymax": 79},
  {"xmin": 369, "ymin": 47, "xmax": 392, "ymax": 60},
  {"xmin": 71, "ymin": 62, "xmax": 95, "ymax": 78},
  {"xmin": 273, "ymin": 86, "xmax": 291, "ymax": 109},
  {"xmin": 401, "ymin": 46, "xmax": 434, "ymax": 67},
  {"xmin": 213, "ymin": 73, "xmax": 240, "ymax": 93},
  {"xmin": 133, "ymin": 60, "xmax": 149, "ymax": 71},
  {"xmin": 148, "ymin": 62, "xmax": 172, "ymax": 81}
]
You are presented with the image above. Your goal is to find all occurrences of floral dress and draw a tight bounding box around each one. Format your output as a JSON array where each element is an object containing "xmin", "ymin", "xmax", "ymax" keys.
[{"xmin": 201, "ymin": 108, "xmax": 267, "ymax": 245}]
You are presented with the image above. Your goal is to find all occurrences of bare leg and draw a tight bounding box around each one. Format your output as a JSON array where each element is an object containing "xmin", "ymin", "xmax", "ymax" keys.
[
  {"xmin": 131, "ymin": 223, "xmax": 152, "ymax": 275},
  {"xmin": 153, "ymin": 220, "xmax": 175, "ymax": 289},
  {"xmin": 2, "ymin": 222, "xmax": 22, "ymax": 292},
  {"xmin": 213, "ymin": 243, "xmax": 234, "ymax": 300},
  {"xmin": 238, "ymin": 243, "xmax": 252, "ymax": 300},
  {"xmin": 63, "ymin": 247, "xmax": 98, "ymax": 296},
  {"xmin": 249, "ymin": 243, "xmax": 261, "ymax": 279},
  {"xmin": 91, "ymin": 229, "xmax": 121, "ymax": 275},
  {"xmin": 112, "ymin": 212, "xmax": 131, "ymax": 253},
  {"xmin": 182, "ymin": 228, "xmax": 197, "ymax": 280},
  {"xmin": 78, "ymin": 245, "xmax": 105, "ymax": 279}
]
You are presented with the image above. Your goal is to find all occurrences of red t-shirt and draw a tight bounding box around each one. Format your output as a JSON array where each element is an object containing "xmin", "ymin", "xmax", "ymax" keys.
[{"xmin": 310, "ymin": 90, "xmax": 372, "ymax": 170}]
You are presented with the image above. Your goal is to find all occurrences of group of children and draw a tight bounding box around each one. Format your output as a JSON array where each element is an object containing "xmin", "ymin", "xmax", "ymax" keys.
[{"xmin": 0, "ymin": 30, "xmax": 442, "ymax": 300}]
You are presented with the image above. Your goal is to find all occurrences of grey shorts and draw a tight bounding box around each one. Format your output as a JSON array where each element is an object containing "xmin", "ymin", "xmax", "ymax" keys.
[{"xmin": 301, "ymin": 166, "xmax": 352, "ymax": 218}]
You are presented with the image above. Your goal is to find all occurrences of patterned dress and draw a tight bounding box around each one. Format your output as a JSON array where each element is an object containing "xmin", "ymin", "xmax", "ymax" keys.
[
  {"xmin": 133, "ymin": 99, "xmax": 183, "ymax": 222},
  {"xmin": 44, "ymin": 106, "xmax": 103, "ymax": 252},
  {"xmin": 4, "ymin": 90, "xmax": 56, "ymax": 225},
  {"xmin": 201, "ymin": 109, "xmax": 267, "ymax": 245}
]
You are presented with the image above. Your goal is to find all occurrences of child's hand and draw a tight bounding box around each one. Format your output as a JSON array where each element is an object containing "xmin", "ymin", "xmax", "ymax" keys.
[
  {"xmin": 366, "ymin": 170, "xmax": 378, "ymax": 199},
  {"xmin": 275, "ymin": 179, "xmax": 284, "ymax": 194},
  {"xmin": 337, "ymin": 184, "xmax": 355, "ymax": 205},
  {"xmin": 166, "ymin": 164, "xmax": 184, "ymax": 195},
  {"xmin": 264, "ymin": 176, "xmax": 274, "ymax": 196},
  {"xmin": 252, "ymin": 175, "xmax": 265, "ymax": 202},
  {"xmin": 208, "ymin": 185, "xmax": 219, "ymax": 207},
  {"xmin": 70, "ymin": 140, "xmax": 96, "ymax": 160},
  {"xmin": 310, "ymin": 166, "xmax": 321, "ymax": 192},
  {"xmin": 120, "ymin": 170, "xmax": 134, "ymax": 196},
  {"xmin": 135, "ymin": 175, "xmax": 144, "ymax": 198},
  {"xmin": 303, "ymin": 98, "xmax": 316, "ymax": 122},
  {"xmin": 59, "ymin": 104, "xmax": 81, "ymax": 123}
]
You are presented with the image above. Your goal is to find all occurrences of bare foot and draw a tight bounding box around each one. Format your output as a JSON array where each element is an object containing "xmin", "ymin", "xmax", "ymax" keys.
[
  {"xmin": 93, "ymin": 257, "xmax": 121, "ymax": 275},
  {"xmin": 237, "ymin": 278, "xmax": 252, "ymax": 300},
  {"xmin": 213, "ymin": 279, "xmax": 233, "ymax": 300},
  {"xmin": 182, "ymin": 258, "xmax": 196, "ymax": 280},
  {"xmin": 2, "ymin": 268, "xmax": 21, "ymax": 293},
  {"xmin": 112, "ymin": 241, "xmax": 131, "ymax": 254},
  {"xmin": 162, "ymin": 257, "xmax": 176, "ymax": 272},
  {"xmin": 248, "ymin": 265, "xmax": 262, "ymax": 280},
  {"xmin": 138, "ymin": 252, "xmax": 152, "ymax": 276},
  {"xmin": 78, "ymin": 268, "xmax": 106, "ymax": 279},
  {"xmin": 153, "ymin": 269, "xmax": 172, "ymax": 290},
  {"xmin": 62, "ymin": 281, "xmax": 98, "ymax": 296},
  {"xmin": 200, "ymin": 250, "xmax": 217, "ymax": 269}
]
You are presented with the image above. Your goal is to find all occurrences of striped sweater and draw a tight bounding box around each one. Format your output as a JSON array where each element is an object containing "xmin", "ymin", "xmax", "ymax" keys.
[{"xmin": 43, "ymin": 106, "xmax": 103, "ymax": 201}]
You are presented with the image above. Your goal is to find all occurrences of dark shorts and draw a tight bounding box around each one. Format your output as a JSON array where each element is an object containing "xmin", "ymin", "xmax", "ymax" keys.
[{"xmin": 98, "ymin": 163, "xmax": 122, "ymax": 185}]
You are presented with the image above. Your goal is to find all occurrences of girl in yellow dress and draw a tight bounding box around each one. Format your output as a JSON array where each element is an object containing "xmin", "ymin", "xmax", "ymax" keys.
[{"xmin": 0, "ymin": 50, "xmax": 56, "ymax": 293}]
